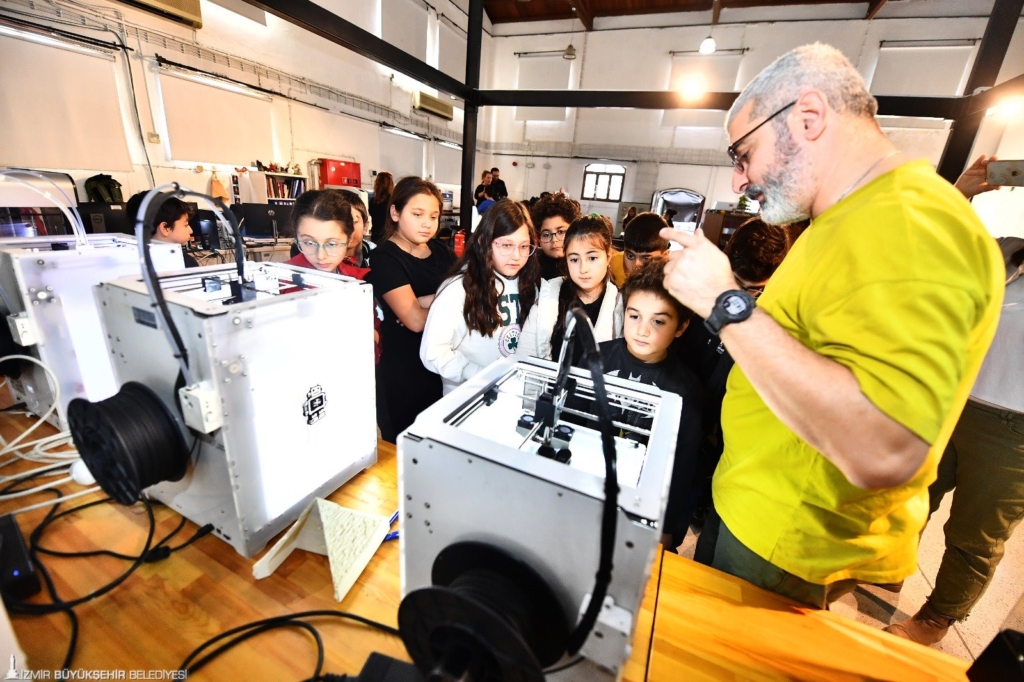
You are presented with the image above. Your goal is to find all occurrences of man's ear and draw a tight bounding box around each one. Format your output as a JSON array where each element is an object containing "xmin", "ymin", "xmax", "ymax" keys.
[{"xmin": 795, "ymin": 90, "xmax": 828, "ymax": 142}]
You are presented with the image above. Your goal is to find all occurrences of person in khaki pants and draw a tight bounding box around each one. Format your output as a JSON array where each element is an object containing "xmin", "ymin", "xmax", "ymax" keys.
[{"xmin": 888, "ymin": 156, "xmax": 1023, "ymax": 644}]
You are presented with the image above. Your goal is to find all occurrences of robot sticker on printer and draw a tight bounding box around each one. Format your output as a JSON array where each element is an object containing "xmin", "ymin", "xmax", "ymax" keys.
[{"xmin": 303, "ymin": 385, "xmax": 327, "ymax": 425}]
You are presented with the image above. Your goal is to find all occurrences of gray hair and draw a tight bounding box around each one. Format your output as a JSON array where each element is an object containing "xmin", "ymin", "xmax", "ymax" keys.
[{"xmin": 727, "ymin": 43, "xmax": 877, "ymax": 128}]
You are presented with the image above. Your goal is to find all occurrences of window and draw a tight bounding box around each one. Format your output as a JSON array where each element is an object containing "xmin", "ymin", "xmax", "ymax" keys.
[{"xmin": 582, "ymin": 164, "xmax": 625, "ymax": 202}]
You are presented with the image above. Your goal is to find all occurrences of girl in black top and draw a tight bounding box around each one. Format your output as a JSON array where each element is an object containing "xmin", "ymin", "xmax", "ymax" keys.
[{"xmin": 366, "ymin": 176, "xmax": 455, "ymax": 441}]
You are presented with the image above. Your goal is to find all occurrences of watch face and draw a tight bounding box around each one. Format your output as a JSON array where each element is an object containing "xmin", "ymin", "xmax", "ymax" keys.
[{"xmin": 723, "ymin": 293, "xmax": 749, "ymax": 316}]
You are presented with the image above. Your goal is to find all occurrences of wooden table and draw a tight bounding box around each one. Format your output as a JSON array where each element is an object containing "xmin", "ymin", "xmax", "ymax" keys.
[
  {"xmin": 1, "ymin": 411, "xmax": 657, "ymax": 680},
  {"xmin": 648, "ymin": 552, "xmax": 970, "ymax": 682},
  {"xmin": 3, "ymin": 404, "xmax": 968, "ymax": 681}
]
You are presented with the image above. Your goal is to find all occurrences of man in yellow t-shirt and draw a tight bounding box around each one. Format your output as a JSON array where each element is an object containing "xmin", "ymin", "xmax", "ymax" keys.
[{"xmin": 660, "ymin": 43, "xmax": 1003, "ymax": 608}]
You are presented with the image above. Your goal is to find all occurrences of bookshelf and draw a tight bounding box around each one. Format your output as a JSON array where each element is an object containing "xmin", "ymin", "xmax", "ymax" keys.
[{"xmin": 250, "ymin": 171, "xmax": 306, "ymax": 203}]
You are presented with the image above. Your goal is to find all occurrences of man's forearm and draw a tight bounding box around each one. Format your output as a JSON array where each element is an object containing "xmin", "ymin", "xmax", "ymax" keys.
[{"xmin": 719, "ymin": 309, "xmax": 929, "ymax": 489}]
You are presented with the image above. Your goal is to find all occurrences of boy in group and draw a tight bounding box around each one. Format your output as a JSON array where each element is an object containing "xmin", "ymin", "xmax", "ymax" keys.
[
  {"xmin": 529, "ymin": 193, "xmax": 581, "ymax": 281},
  {"xmin": 609, "ymin": 213, "xmax": 670, "ymax": 287},
  {"xmin": 588, "ymin": 259, "xmax": 705, "ymax": 550},
  {"xmin": 126, "ymin": 191, "xmax": 199, "ymax": 267}
]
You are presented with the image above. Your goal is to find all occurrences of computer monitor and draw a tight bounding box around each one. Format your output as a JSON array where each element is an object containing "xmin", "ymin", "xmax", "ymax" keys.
[
  {"xmin": 238, "ymin": 203, "xmax": 291, "ymax": 239},
  {"xmin": 190, "ymin": 209, "xmax": 222, "ymax": 250},
  {"xmin": 78, "ymin": 202, "xmax": 132, "ymax": 235}
]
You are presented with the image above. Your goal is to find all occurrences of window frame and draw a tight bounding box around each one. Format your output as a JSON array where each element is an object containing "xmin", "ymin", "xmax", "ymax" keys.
[{"xmin": 581, "ymin": 164, "xmax": 626, "ymax": 202}]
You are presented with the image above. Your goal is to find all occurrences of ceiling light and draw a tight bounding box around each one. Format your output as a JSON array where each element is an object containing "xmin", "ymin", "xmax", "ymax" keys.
[
  {"xmin": 563, "ymin": 43, "xmax": 576, "ymax": 60},
  {"xmin": 680, "ymin": 79, "xmax": 705, "ymax": 101},
  {"xmin": 0, "ymin": 23, "xmax": 114, "ymax": 60},
  {"xmin": 437, "ymin": 141, "xmax": 462, "ymax": 150},
  {"xmin": 383, "ymin": 126, "xmax": 427, "ymax": 140},
  {"xmin": 987, "ymin": 97, "xmax": 1024, "ymax": 119},
  {"xmin": 699, "ymin": 35, "xmax": 716, "ymax": 55}
]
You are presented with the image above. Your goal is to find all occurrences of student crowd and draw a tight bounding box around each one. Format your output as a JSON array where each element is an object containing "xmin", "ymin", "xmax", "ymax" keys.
[{"xmin": 130, "ymin": 43, "xmax": 1022, "ymax": 649}]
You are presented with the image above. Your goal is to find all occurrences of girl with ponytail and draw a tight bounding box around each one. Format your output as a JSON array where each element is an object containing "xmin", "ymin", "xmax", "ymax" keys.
[{"xmin": 519, "ymin": 215, "xmax": 622, "ymax": 362}]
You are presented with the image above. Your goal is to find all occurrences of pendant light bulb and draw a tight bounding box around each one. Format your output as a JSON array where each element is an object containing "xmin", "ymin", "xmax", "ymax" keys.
[
  {"xmin": 564, "ymin": 43, "xmax": 577, "ymax": 60},
  {"xmin": 699, "ymin": 35, "xmax": 716, "ymax": 55}
]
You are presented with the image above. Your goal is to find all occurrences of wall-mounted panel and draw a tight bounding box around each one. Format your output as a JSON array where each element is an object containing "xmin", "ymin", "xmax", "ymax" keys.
[
  {"xmin": 382, "ymin": 0, "xmax": 429, "ymax": 63},
  {"xmin": 870, "ymin": 45, "xmax": 973, "ymax": 96},
  {"xmin": 158, "ymin": 71, "xmax": 274, "ymax": 165},
  {"xmin": 0, "ymin": 35, "xmax": 131, "ymax": 171},
  {"xmin": 379, "ymin": 129, "xmax": 425, "ymax": 180},
  {"xmin": 515, "ymin": 55, "xmax": 571, "ymax": 122}
]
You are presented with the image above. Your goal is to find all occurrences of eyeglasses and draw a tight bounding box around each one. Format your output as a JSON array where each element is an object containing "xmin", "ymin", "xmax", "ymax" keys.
[
  {"xmin": 727, "ymin": 100, "xmax": 798, "ymax": 172},
  {"xmin": 737, "ymin": 279, "xmax": 766, "ymax": 297},
  {"xmin": 493, "ymin": 241, "xmax": 538, "ymax": 258},
  {"xmin": 297, "ymin": 238, "xmax": 348, "ymax": 257},
  {"xmin": 539, "ymin": 228, "xmax": 568, "ymax": 243}
]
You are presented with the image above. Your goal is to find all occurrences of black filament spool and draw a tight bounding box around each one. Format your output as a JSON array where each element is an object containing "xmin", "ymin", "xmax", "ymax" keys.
[
  {"xmin": 398, "ymin": 542, "xmax": 569, "ymax": 682},
  {"xmin": 67, "ymin": 382, "xmax": 189, "ymax": 505}
]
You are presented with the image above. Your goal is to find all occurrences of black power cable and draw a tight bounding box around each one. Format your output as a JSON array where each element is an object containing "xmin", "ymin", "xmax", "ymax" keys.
[
  {"xmin": 557, "ymin": 308, "xmax": 621, "ymax": 656},
  {"xmin": 178, "ymin": 610, "xmax": 401, "ymax": 680},
  {"xmin": 3, "ymin": 491, "xmax": 214, "ymax": 669}
]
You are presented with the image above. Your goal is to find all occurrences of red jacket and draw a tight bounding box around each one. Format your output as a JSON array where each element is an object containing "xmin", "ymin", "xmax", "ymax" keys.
[{"xmin": 285, "ymin": 253, "xmax": 381, "ymax": 364}]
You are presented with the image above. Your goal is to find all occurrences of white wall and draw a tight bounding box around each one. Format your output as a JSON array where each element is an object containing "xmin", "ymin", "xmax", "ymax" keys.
[{"xmin": 2, "ymin": 0, "xmax": 1022, "ymax": 218}]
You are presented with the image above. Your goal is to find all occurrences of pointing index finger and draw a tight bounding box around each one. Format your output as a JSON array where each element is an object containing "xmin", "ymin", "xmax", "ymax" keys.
[{"xmin": 659, "ymin": 227, "xmax": 703, "ymax": 248}]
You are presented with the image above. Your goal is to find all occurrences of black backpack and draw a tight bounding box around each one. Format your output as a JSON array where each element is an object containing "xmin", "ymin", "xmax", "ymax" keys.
[{"xmin": 84, "ymin": 174, "xmax": 124, "ymax": 203}]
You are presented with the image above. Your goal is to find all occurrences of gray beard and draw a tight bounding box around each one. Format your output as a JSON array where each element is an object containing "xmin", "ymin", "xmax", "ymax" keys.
[{"xmin": 745, "ymin": 124, "xmax": 812, "ymax": 226}]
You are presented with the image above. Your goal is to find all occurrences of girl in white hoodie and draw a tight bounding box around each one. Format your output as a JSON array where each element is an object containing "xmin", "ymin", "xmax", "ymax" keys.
[
  {"xmin": 520, "ymin": 215, "xmax": 622, "ymax": 363},
  {"xmin": 420, "ymin": 200, "xmax": 540, "ymax": 394}
]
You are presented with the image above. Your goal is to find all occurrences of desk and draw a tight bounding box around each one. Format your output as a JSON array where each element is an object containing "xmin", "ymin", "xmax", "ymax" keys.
[
  {"xmin": 5, "ymin": 404, "xmax": 964, "ymax": 681},
  {"xmin": 648, "ymin": 552, "xmax": 969, "ymax": 681},
  {"xmin": 1, "ymin": 411, "xmax": 656, "ymax": 680},
  {"xmin": 193, "ymin": 242, "xmax": 293, "ymax": 265}
]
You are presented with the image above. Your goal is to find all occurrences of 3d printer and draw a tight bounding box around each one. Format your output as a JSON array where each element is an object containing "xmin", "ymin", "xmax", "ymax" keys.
[{"xmin": 397, "ymin": 311, "xmax": 681, "ymax": 681}]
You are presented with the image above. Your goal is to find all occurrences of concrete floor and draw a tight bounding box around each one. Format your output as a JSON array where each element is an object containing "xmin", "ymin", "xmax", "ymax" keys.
[{"xmin": 678, "ymin": 491, "xmax": 1024, "ymax": 662}]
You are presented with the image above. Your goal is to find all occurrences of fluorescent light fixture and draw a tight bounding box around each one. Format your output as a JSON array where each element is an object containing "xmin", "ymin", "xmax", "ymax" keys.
[
  {"xmin": 881, "ymin": 39, "xmax": 978, "ymax": 48},
  {"xmin": 437, "ymin": 141, "xmax": 462, "ymax": 150},
  {"xmin": 0, "ymin": 23, "xmax": 115, "ymax": 60},
  {"xmin": 158, "ymin": 67, "xmax": 272, "ymax": 101},
  {"xmin": 699, "ymin": 36, "xmax": 717, "ymax": 55},
  {"xmin": 383, "ymin": 126, "xmax": 428, "ymax": 141}
]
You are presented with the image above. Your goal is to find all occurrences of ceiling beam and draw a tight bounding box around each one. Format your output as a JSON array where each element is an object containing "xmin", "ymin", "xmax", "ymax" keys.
[
  {"xmin": 242, "ymin": 0, "xmax": 471, "ymax": 99},
  {"xmin": 712, "ymin": 0, "xmax": 722, "ymax": 25},
  {"xmin": 865, "ymin": 0, "xmax": 888, "ymax": 20},
  {"xmin": 566, "ymin": 0, "xmax": 594, "ymax": 31},
  {"xmin": 477, "ymin": 89, "xmax": 962, "ymax": 119},
  {"xmin": 937, "ymin": 0, "xmax": 1024, "ymax": 182}
]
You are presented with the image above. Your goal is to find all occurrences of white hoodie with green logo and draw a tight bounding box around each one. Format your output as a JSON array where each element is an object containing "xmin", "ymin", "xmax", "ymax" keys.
[{"xmin": 420, "ymin": 272, "xmax": 522, "ymax": 394}]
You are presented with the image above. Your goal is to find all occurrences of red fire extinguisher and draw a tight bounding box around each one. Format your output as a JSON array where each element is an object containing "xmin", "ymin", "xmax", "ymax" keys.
[{"xmin": 454, "ymin": 230, "xmax": 466, "ymax": 257}]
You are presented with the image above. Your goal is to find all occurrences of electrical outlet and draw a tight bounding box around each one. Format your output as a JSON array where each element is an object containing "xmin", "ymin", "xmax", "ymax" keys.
[{"xmin": 147, "ymin": 132, "xmax": 161, "ymax": 144}]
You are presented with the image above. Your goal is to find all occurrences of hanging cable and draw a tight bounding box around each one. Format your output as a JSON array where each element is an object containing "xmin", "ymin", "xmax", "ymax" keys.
[
  {"xmin": 559, "ymin": 308, "xmax": 620, "ymax": 655},
  {"xmin": 133, "ymin": 185, "xmax": 244, "ymax": 387}
]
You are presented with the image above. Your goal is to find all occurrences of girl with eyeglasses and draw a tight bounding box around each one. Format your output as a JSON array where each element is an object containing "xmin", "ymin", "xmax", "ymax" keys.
[
  {"xmin": 366, "ymin": 177, "xmax": 455, "ymax": 441},
  {"xmin": 286, "ymin": 189, "xmax": 381, "ymax": 364},
  {"xmin": 420, "ymin": 199, "xmax": 540, "ymax": 394},
  {"xmin": 520, "ymin": 215, "xmax": 622, "ymax": 363}
]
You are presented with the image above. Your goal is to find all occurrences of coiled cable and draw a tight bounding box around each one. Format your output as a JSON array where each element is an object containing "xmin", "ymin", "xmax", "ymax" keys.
[{"xmin": 67, "ymin": 382, "xmax": 188, "ymax": 505}]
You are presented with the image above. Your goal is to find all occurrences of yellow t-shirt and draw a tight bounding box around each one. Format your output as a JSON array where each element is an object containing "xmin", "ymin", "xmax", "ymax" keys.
[
  {"xmin": 609, "ymin": 250, "xmax": 627, "ymax": 288},
  {"xmin": 713, "ymin": 160, "xmax": 1004, "ymax": 585}
]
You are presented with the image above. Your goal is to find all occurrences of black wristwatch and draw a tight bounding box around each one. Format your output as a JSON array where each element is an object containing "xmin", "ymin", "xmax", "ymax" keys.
[{"xmin": 704, "ymin": 290, "xmax": 755, "ymax": 336}]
